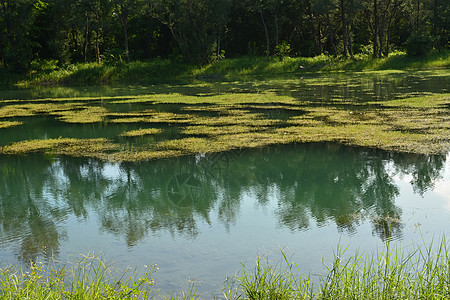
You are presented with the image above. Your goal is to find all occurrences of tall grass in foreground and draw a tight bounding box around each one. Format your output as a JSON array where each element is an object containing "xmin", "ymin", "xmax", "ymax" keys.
[
  {"xmin": 1, "ymin": 239, "xmax": 449, "ymax": 299},
  {"xmin": 0, "ymin": 252, "xmax": 196, "ymax": 300},
  {"xmin": 223, "ymin": 239, "xmax": 450, "ymax": 300}
]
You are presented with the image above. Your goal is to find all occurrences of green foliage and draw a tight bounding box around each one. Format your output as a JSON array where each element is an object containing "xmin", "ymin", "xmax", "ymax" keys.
[
  {"xmin": 406, "ymin": 34, "xmax": 435, "ymax": 57},
  {"xmin": 0, "ymin": 0, "xmax": 449, "ymax": 69},
  {"xmin": 12, "ymin": 51, "xmax": 450, "ymax": 87},
  {"xmin": 30, "ymin": 59, "xmax": 59, "ymax": 73},
  {"xmin": 274, "ymin": 41, "xmax": 291, "ymax": 61},
  {"xmin": 1, "ymin": 240, "xmax": 450, "ymax": 299},
  {"xmin": 210, "ymin": 50, "xmax": 226, "ymax": 62},
  {"xmin": 101, "ymin": 49, "xmax": 127, "ymax": 66},
  {"xmin": 152, "ymin": 0, "xmax": 231, "ymax": 64},
  {"xmin": 226, "ymin": 238, "xmax": 450, "ymax": 299},
  {"xmin": 226, "ymin": 251, "xmax": 312, "ymax": 300},
  {"xmin": 0, "ymin": 253, "xmax": 157, "ymax": 299},
  {"xmin": 247, "ymin": 42, "xmax": 259, "ymax": 57}
]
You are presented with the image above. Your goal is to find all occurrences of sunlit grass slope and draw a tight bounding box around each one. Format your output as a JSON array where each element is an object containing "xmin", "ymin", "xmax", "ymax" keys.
[{"xmin": 15, "ymin": 50, "xmax": 450, "ymax": 86}]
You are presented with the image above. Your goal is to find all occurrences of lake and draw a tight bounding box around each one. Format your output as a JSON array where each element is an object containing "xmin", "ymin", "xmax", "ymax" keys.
[{"xmin": 0, "ymin": 71, "xmax": 449, "ymax": 298}]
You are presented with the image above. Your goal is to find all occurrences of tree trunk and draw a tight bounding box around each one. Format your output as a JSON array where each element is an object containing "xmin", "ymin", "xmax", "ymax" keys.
[
  {"xmin": 317, "ymin": 19, "xmax": 322, "ymax": 55},
  {"xmin": 274, "ymin": 11, "xmax": 279, "ymax": 46},
  {"xmin": 385, "ymin": 0, "xmax": 404, "ymax": 56},
  {"xmin": 432, "ymin": 0, "xmax": 439, "ymax": 49},
  {"xmin": 415, "ymin": 0, "xmax": 420, "ymax": 32},
  {"xmin": 83, "ymin": 13, "xmax": 89, "ymax": 63},
  {"xmin": 379, "ymin": 1, "xmax": 391, "ymax": 57},
  {"xmin": 259, "ymin": 8, "xmax": 270, "ymax": 60},
  {"xmin": 379, "ymin": 22, "xmax": 384, "ymax": 57},
  {"xmin": 327, "ymin": 13, "xmax": 336, "ymax": 55},
  {"xmin": 2, "ymin": 2, "xmax": 17, "ymax": 56},
  {"xmin": 373, "ymin": 0, "xmax": 379, "ymax": 58},
  {"xmin": 71, "ymin": 26, "xmax": 78, "ymax": 53},
  {"xmin": 120, "ymin": 4, "xmax": 130, "ymax": 63},
  {"xmin": 347, "ymin": 24, "xmax": 353, "ymax": 58},
  {"xmin": 147, "ymin": 15, "xmax": 153, "ymax": 58},
  {"xmin": 340, "ymin": 0, "xmax": 348, "ymax": 58},
  {"xmin": 386, "ymin": 20, "xmax": 392, "ymax": 56},
  {"xmin": 217, "ymin": 32, "xmax": 221, "ymax": 61},
  {"xmin": 96, "ymin": 28, "xmax": 101, "ymax": 63}
]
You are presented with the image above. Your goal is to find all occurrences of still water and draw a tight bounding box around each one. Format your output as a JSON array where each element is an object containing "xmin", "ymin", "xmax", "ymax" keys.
[
  {"xmin": 0, "ymin": 144, "xmax": 449, "ymax": 296},
  {"xmin": 0, "ymin": 71, "xmax": 450, "ymax": 297}
]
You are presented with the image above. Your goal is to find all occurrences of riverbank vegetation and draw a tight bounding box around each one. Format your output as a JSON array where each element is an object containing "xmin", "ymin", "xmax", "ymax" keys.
[
  {"xmin": 1, "ymin": 239, "xmax": 449, "ymax": 299},
  {"xmin": 225, "ymin": 239, "xmax": 450, "ymax": 299},
  {"xmin": 9, "ymin": 50, "xmax": 450, "ymax": 87},
  {"xmin": 1, "ymin": 0, "xmax": 449, "ymax": 76}
]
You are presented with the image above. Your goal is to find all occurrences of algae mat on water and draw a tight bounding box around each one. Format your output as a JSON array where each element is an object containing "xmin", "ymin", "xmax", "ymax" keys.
[{"xmin": 0, "ymin": 88, "xmax": 449, "ymax": 161}]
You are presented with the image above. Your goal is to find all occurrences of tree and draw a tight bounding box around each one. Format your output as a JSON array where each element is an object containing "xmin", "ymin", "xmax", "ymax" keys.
[
  {"xmin": 0, "ymin": 0, "xmax": 37, "ymax": 70},
  {"xmin": 113, "ymin": 0, "xmax": 143, "ymax": 63},
  {"xmin": 311, "ymin": 0, "xmax": 337, "ymax": 55},
  {"xmin": 255, "ymin": 0, "xmax": 271, "ymax": 59},
  {"xmin": 340, "ymin": 0, "xmax": 349, "ymax": 57},
  {"xmin": 153, "ymin": 0, "xmax": 231, "ymax": 63}
]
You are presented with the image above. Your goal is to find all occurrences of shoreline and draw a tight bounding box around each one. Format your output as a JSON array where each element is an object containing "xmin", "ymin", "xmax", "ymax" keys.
[{"xmin": 0, "ymin": 51, "xmax": 448, "ymax": 88}]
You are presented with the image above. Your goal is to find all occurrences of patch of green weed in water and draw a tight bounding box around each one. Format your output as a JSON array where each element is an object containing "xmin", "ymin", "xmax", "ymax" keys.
[{"xmin": 0, "ymin": 121, "xmax": 23, "ymax": 129}]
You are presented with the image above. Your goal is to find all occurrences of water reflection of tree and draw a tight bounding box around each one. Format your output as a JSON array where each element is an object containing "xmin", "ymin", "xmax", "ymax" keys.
[
  {"xmin": 0, "ymin": 156, "xmax": 66, "ymax": 262},
  {"xmin": 97, "ymin": 159, "xmax": 219, "ymax": 245},
  {"xmin": 220, "ymin": 144, "xmax": 404, "ymax": 240},
  {"xmin": 389, "ymin": 152, "xmax": 447, "ymax": 196},
  {"xmin": 0, "ymin": 144, "xmax": 447, "ymax": 261}
]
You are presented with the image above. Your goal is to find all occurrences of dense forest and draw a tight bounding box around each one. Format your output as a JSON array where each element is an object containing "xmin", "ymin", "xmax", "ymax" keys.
[{"xmin": 0, "ymin": 0, "xmax": 449, "ymax": 71}]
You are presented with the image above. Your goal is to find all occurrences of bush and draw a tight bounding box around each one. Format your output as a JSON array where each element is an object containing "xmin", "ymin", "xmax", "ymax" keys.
[
  {"xmin": 405, "ymin": 34, "xmax": 434, "ymax": 56},
  {"xmin": 30, "ymin": 59, "xmax": 59, "ymax": 72},
  {"xmin": 274, "ymin": 41, "xmax": 291, "ymax": 61}
]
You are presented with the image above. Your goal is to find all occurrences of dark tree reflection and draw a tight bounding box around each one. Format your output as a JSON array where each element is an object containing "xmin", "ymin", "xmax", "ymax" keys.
[
  {"xmin": 0, "ymin": 143, "xmax": 447, "ymax": 261},
  {"xmin": 0, "ymin": 156, "xmax": 66, "ymax": 262}
]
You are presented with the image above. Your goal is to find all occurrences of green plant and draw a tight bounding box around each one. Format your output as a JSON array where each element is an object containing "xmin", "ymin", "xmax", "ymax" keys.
[
  {"xmin": 0, "ymin": 252, "xmax": 157, "ymax": 299},
  {"xmin": 101, "ymin": 48, "xmax": 127, "ymax": 66},
  {"xmin": 275, "ymin": 41, "xmax": 291, "ymax": 61},
  {"xmin": 224, "ymin": 250, "xmax": 313, "ymax": 300},
  {"xmin": 226, "ymin": 238, "xmax": 450, "ymax": 299},
  {"xmin": 248, "ymin": 42, "xmax": 258, "ymax": 57},
  {"xmin": 405, "ymin": 34, "xmax": 434, "ymax": 56}
]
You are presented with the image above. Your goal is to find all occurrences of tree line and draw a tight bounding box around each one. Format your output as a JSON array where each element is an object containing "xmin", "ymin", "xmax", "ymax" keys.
[{"xmin": 0, "ymin": 0, "xmax": 448, "ymax": 70}]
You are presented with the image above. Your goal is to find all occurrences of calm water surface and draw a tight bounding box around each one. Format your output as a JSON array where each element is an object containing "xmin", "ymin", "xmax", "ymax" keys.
[
  {"xmin": 0, "ymin": 144, "xmax": 449, "ymax": 297},
  {"xmin": 0, "ymin": 72, "xmax": 449, "ymax": 298}
]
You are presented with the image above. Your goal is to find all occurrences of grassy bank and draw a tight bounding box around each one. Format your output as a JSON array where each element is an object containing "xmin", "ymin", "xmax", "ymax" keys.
[
  {"xmin": 7, "ymin": 50, "xmax": 450, "ymax": 87},
  {"xmin": 1, "ymin": 239, "xmax": 449, "ymax": 299}
]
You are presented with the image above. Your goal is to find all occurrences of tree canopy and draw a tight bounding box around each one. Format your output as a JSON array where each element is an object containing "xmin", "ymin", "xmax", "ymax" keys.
[{"xmin": 0, "ymin": 0, "xmax": 448, "ymax": 70}]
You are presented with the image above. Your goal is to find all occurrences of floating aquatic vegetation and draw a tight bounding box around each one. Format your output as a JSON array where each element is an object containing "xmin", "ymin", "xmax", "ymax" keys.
[
  {"xmin": 0, "ymin": 85, "xmax": 448, "ymax": 162},
  {"xmin": 120, "ymin": 128, "xmax": 163, "ymax": 137},
  {"xmin": 110, "ymin": 112, "xmax": 198, "ymax": 124},
  {"xmin": 53, "ymin": 106, "xmax": 110, "ymax": 123},
  {"xmin": 108, "ymin": 150, "xmax": 183, "ymax": 162},
  {"xmin": 1, "ymin": 138, "xmax": 119, "ymax": 159},
  {"xmin": 0, "ymin": 121, "xmax": 23, "ymax": 129},
  {"xmin": 0, "ymin": 102, "xmax": 84, "ymax": 118},
  {"xmin": 181, "ymin": 125, "xmax": 267, "ymax": 136},
  {"xmin": 110, "ymin": 92, "xmax": 297, "ymax": 105}
]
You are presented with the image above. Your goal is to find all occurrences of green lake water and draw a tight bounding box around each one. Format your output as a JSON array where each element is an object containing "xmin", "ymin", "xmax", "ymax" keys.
[{"xmin": 0, "ymin": 71, "xmax": 449, "ymax": 298}]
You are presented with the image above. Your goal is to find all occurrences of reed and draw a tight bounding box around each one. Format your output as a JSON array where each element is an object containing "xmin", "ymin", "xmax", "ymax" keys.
[
  {"xmin": 0, "ymin": 252, "xmax": 157, "ymax": 299},
  {"xmin": 1, "ymin": 239, "xmax": 449, "ymax": 299},
  {"xmin": 0, "ymin": 252, "xmax": 202, "ymax": 299},
  {"xmin": 225, "ymin": 238, "xmax": 450, "ymax": 299}
]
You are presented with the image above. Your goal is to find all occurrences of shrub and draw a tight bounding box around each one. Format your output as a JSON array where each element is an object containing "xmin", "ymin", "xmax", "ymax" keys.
[
  {"xmin": 275, "ymin": 41, "xmax": 292, "ymax": 61},
  {"xmin": 405, "ymin": 34, "xmax": 434, "ymax": 56}
]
